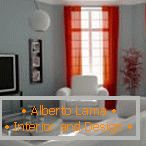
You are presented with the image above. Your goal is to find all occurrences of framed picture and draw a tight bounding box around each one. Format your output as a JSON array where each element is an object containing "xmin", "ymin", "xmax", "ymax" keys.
[
  {"xmin": 32, "ymin": 41, "xmax": 40, "ymax": 53},
  {"xmin": 32, "ymin": 56, "xmax": 40, "ymax": 67},
  {"xmin": 29, "ymin": 39, "xmax": 43, "ymax": 83},
  {"xmin": 32, "ymin": 70, "xmax": 41, "ymax": 82}
]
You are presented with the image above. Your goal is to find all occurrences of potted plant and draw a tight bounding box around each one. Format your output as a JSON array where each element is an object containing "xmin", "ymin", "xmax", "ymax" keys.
[{"xmin": 121, "ymin": 48, "xmax": 143, "ymax": 95}]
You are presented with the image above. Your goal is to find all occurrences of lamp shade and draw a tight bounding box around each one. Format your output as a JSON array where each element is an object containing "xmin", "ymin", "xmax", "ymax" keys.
[{"xmin": 29, "ymin": 9, "xmax": 51, "ymax": 32}]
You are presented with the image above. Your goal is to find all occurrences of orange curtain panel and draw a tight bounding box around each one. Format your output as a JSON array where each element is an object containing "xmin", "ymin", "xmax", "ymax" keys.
[
  {"xmin": 64, "ymin": 6, "xmax": 82, "ymax": 87},
  {"xmin": 103, "ymin": 6, "xmax": 119, "ymax": 109}
]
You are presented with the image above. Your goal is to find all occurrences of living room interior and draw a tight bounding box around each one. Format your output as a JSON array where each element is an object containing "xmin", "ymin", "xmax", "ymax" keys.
[{"xmin": 0, "ymin": 0, "xmax": 146, "ymax": 146}]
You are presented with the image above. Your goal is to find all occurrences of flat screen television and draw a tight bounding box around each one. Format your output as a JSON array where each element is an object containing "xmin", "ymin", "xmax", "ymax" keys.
[{"xmin": 0, "ymin": 54, "xmax": 19, "ymax": 95}]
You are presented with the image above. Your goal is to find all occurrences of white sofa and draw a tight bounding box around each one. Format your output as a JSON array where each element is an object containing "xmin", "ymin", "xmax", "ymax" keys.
[
  {"xmin": 1, "ymin": 98, "xmax": 146, "ymax": 146},
  {"xmin": 56, "ymin": 75, "xmax": 109, "ymax": 121},
  {"xmin": 2, "ymin": 112, "xmax": 145, "ymax": 146}
]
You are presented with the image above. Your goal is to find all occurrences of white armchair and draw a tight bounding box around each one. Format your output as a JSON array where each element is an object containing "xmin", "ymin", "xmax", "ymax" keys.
[{"xmin": 56, "ymin": 75, "xmax": 109, "ymax": 121}]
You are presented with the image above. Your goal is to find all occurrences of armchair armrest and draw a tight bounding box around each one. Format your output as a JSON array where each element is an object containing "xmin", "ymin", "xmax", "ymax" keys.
[
  {"xmin": 56, "ymin": 87, "xmax": 71, "ymax": 96},
  {"xmin": 97, "ymin": 86, "xmax": 109, "ymax": 96}
]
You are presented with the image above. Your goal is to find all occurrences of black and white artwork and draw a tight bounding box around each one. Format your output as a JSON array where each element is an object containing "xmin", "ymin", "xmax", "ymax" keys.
[{"xmin": 29, "ymin": 39, "xmax": 42, "ymax": 83}]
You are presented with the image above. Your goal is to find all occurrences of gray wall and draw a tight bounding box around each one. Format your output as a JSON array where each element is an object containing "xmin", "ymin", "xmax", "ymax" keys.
[
  {"xmin": 0, "ymin": 0, "xmax": 66, "ymax": 96},
  {"xmin": 118, "ymin": 4, "xmax": 146, "ymax": 96},
  {"xmin": 132, "ymin": 4, "xmax": 146, "ymax": 96}
]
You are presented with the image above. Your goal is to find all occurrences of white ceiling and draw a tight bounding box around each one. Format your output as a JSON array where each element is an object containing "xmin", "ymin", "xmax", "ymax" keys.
[{"xmin": 37, "ymin": 0, "xmax": 146, "ymax": 5}]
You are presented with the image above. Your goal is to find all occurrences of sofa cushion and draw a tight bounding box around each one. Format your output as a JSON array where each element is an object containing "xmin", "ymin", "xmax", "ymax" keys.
[
  {"xmin": 117, "ymin": 100, "xmax": 136, "ymax": 118},
  {"xmin": 117, "ymin": 98, "xmax": 146, "ymax": 118}
]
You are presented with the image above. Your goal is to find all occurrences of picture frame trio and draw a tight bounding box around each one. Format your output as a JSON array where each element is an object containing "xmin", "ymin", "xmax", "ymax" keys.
[{"xmin": 29, "ymin": 39, "xmax": 43, "ymax": 83}]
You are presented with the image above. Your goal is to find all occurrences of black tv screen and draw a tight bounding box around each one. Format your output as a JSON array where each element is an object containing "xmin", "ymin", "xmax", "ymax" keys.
[{"xmin": 0, "ymin": 55, "xmax": 18, "ymax": 94}]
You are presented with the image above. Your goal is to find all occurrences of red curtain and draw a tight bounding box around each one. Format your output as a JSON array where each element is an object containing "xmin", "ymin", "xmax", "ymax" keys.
[
  {"xmin": 145, "ymin": 4, "xmax": 146, "ymax": 32},
  {"xmin": 102, "ymin": 6, "xmax": 119, "ymax": 109},
  {"xmin": 64, "ymin": 6, "xmax": 82, "ymax": 87},
  {"xmin": 64, "ymin": 6, "xmax": 119, "ymax": 109}
]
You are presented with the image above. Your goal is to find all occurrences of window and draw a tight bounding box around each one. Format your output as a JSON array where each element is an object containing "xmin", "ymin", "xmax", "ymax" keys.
[{"xmin": 71, "ymin": 7, "xmax": 109, "ymax": 85}]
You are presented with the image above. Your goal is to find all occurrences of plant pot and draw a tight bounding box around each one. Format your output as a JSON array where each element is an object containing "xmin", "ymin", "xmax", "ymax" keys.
[{"xmin": 130, "ymin": 88, "xmax": 136, "ymax": 96}]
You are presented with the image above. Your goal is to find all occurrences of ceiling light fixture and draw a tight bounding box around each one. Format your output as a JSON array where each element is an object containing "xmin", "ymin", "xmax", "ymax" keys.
[{"xmin": 29, "ymin": 0, "xmax": 51, "ymax": 32}]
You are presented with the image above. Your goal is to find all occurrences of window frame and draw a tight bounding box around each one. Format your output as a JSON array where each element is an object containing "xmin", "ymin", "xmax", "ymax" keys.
[{"xmin": 71, "ymin": 7, "xmax": 109, "ymax": 85}]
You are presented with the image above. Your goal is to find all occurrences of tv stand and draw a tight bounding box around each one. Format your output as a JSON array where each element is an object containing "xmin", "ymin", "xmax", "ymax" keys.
[
  {"xmin": 2, "ymin": 91, "xmax": 23, "ymax": 108},
  {"xmin": 7, "ymin": 91, "xmax": 23, "ymax": 96}
]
